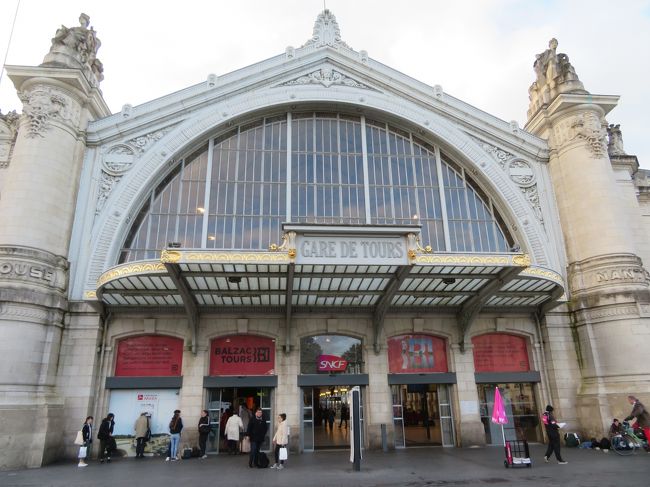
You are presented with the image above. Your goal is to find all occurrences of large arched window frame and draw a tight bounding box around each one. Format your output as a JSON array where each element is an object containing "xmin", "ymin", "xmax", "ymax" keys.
[{"xmin": 119, "ymin": 112, "xmax": 513, "ymax": 263}]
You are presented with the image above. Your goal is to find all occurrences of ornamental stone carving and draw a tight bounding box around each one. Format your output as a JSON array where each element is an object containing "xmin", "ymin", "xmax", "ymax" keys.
[
  {"xmin": 471, "ymin": 137, "xmax": 544, "ymax": 225},
  {"xmin": 19, "ymin": 86, "xmax": 78, "ymax": 138},
  {"xmin": 281, "ymin": 67, "xmax": 371, "ymax": 89},
  {"xmin": 129, "ymin": 129, "xmax": 169, "ymax": 153},
  {"xmin": 552, "ymin": 112, "xmax": 608, "ymax": 158},
  {"xmin": 302, "ymin": 9, "xmax": 351, "ymax": 50},
  {"xmin": 528, "ymin": 39, "xmax": 587, "ymax": 118},
  {"xmin": 96, "ymin": 172, "xmax": 122, "ymax": 214},
  {"xmin": 42, "ymin": 13, "xmax": 104, "ymax": 86},
  {"xmin": 103, "ymin": 145, "xmax": 136, "ymax": 175},
  {"xmin": 607, "ymin": 124, "xmax": 626, "ymax": 156},
  {"xmin": 0, "ymin": 110, "xmax": 19, "ymax": 168}
]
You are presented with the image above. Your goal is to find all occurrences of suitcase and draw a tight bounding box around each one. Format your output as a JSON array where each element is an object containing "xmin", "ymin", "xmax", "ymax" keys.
[{"xmin": 256, "ymin": 451, "xmax": 269, "ymax": 468}]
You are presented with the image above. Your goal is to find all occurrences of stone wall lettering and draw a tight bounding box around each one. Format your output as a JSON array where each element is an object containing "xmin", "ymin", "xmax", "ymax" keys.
[
  {"xmin": 594, "ymin": 268, "xmax": 650, "ymax": 283},
  {"xmin": 0, "ymin": 261, "xmax": 56, "ymax": 285}
]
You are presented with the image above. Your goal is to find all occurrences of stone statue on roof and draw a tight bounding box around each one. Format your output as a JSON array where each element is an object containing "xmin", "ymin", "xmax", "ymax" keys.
[
  {"xmin": 528, "ymin": 38, "xmax": 587, "ymax": 118},
  {"xmin": 42, "ymin": 13, "xmax": 104, "ymax": 86}
]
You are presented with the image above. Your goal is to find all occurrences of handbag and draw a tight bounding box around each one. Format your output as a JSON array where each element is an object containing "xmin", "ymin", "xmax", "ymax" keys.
[
  {"xmin": 279, "ymin": 446, "xmax": 288, "ymax": 460},
  {"xmin": 74, "ymin": 430, "xmax": 84, "ymax": 446},
  {"xmin": 78, "ymin": 446, "xmax": 87, "ymax": 459}
]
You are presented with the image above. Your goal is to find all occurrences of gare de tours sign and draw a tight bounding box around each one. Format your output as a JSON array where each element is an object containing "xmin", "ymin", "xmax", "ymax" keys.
[{"xmin": 294, "ymin": 233, "xmax": 409, "ymax": 266}]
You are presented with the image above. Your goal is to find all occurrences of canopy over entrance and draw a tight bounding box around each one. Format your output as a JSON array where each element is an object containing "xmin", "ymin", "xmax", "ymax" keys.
[{"xmin": 87, "ymin": 225, "xmax": 565, "ymax": 354}]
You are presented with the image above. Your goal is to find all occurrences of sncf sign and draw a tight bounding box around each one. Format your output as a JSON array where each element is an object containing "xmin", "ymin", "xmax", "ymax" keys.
[{"xmin": 317, "ymin": 354, "xmax": 348, "ymax": 372}]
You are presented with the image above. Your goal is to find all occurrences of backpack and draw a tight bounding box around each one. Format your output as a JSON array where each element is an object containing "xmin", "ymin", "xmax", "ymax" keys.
[
  {"xmin": 599, "ymin": 437, "xmax": 611, "ymax": 450},
  {"xmin": 256, "ymin": 451, "xmax": 270, "ymax": 468},
  {"xmin": 182, "ymin": 446, "xmax": 193, "ymax": 459},
  {"xmin": 564, "ymin": 432, "xmax": 580, "ymax": 447}
]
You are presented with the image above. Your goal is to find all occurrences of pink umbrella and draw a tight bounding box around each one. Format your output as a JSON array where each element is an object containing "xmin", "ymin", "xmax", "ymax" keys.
[{"xmin": 491, "ymin": 386, "xmax": 508, "ymax": 446}]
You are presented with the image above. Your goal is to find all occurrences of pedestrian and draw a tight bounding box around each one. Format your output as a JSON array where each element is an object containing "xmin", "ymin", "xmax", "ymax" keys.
[
  {"xmin": 339, "ymin": 404, "xmax": 349, "ymax": 428},
  {"xmin": 271, "ymin": 413, "xmax": 288, "ymax": 470},
  {"xmin": 327, "ymin": 408, "xmax": 335, "ymax": 430},
  {"xmin": 134, "ymin": 412, "xmax": 148, "ymax": 458},
  {"xmin": 78, "ymin": 416, "xmax": 93, "ymax": 467},
  {"xmin": 246, "ymin": 407, "xmax": 268, "ymax": 468},
  {"xmin": 542, "ymin": 405, "xmax": 567, "ymax": 464},
  {"xmin": 97, "ymin": 413, "xmax": 115, "ymax": 464},
  {"xmin": 624, "ymin": 395, "xmax": 650, "ymax": 451},
  {"xmin": 198, "ymin": 409, "xmax": 211, "ymax": 459},
  {"xmin": 225, "ymin": 409, "xmax": 244, "ymax": 455},
  {"xmin": 239, "ymin": 403, "xmax": 252, "ymax": 453},
  {"xmin": 166, "ymin": 410, "xmax": 183, "ymax": 461}
]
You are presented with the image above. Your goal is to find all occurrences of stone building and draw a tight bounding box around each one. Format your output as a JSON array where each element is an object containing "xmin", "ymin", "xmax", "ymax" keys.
[{"xmin": 0, "ymin": 10, "xmax": 649, "ymax": 469}]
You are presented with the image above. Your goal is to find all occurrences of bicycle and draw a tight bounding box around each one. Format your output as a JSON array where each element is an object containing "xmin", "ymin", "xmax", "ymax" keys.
[{"xmin": 612, "ymin": 421, "xmax": 647, "ymax": 456}]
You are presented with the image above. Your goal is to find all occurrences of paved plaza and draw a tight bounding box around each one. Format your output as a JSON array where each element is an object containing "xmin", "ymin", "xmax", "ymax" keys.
[{"xmin": 2, "ymin": 445, "xmax": 647, "ymax": 487}]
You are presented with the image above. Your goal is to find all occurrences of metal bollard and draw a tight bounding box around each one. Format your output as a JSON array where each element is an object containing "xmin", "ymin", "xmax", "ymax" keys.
[{"xmin": 381, "ymin": 423, "xmax": 388, "ymax": 452}]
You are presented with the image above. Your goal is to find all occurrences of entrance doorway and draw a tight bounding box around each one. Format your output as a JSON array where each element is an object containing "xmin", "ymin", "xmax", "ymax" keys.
[
  {"xmin": 391, "ymin": 384, "xmax": 455, "ymax": 447},
  {"xmin": 301, "ymin": 386, "xmax": 363, "ymax": 450},
  {"xmin": 206, "ymin": 387, "xmax": 273, "ymax": 454}
]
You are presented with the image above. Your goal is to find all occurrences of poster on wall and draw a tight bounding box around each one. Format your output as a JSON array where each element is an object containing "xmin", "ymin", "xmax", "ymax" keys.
[
  {"xmin": 210, "ymin": 335, "xmax": 275, "ymax": 375},
  {"xmin": 472, "ymin": 334, "xmax": 530, "ymax": 372},
  {"xmin": 107, "ymin": 389, "xmax": 180, "ymax": 457},
  {"xmin": 115, "ymin": 335, "xmax": 184, "ymax": 376},
  {"xmin": 387, "ymin": 334, "xmax": 448, "ymax": 373}
]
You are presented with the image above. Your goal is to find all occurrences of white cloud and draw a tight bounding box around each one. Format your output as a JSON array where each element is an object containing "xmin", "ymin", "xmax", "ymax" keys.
[{"xmin": 1, "ymin": 0, "xmax": 649, "ymax": 165}]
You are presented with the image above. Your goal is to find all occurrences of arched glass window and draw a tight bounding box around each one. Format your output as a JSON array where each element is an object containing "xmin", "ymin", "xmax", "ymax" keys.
[{"xmin": 119, "ymin": 112, "xmax": 513, "ymax": 263}]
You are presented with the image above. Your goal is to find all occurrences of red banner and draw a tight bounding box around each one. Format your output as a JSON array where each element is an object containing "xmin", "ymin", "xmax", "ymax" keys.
[
  {"xmin": 210, "ymin": 335, "xmax": 275, "ymax": 376},
  {"xmin": 115, "ymin": 335, "xmax": 183, "ymax": 376},
  {"xmin": 472, "ymin": 334, "xmax": 530, "ymax": 372},
  {"xmin": 387, "ymin": 334, "xmax": 448, "ymax": 373}
]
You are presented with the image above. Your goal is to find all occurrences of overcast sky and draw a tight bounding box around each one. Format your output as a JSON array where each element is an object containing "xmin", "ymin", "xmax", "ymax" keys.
[{"xmin": 1, "ymin": 0, "xmax": 649, "ymax": 166}]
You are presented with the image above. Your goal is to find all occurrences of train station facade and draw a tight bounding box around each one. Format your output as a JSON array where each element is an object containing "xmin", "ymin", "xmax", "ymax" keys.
[{"xmin": 1, "ymin": 10, "xmax": 649, "ymax": 469}]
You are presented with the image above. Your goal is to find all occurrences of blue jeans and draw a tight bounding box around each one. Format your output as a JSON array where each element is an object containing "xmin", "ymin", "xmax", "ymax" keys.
[{"xmin": 170, "ymin": 433, "xmax": 181, "ymax": 458}]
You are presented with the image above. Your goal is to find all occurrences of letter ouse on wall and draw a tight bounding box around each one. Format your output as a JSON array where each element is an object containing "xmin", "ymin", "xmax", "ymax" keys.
[{"xmin": 210, "ymin": 335, "xmax": 275, "ymax": 375}]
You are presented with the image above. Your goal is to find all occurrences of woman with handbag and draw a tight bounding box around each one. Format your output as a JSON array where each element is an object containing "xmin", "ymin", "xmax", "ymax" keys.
[
  {"xmin": 271, "ymin": 413, "xmax": 288, "ymax": 470},
  {"xmin": 77, "ymin": 416, "xmax": 93, "ymax": 467}
]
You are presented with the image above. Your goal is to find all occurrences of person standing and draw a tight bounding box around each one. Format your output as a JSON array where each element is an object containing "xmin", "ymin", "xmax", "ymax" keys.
[
  {"xmin": 339, "ymin": 404, "xmax": 349, "ymax": 429},
  {"xmin": 624, "ymin": 395, "xmax": 650, "ymax": 451},
  {"xmin": 78, "ymin": 416, "xmax": 93, "ymax": 467},
  {"xmin": 167, "ymin": 410, "xmax": 183, "ymax": 461},
  {"xmin": 134, "ymin": 412, "xmax": 148, "ymax": 458},
  {"xmin": 198, "ymin": 410, "xmax": 211, "ymax": 459},
  {"xmin": 246, "ymin": 408, "xmax": 268, "ymax": 468},
  {"xmin": 542, "ymin": 405, "xmax": 567, "ymax": 464},
  {"xmin": 271, "ymin": 413, "xmax": 288, "ymax": 470},
  {"xmin": 225, "ymin": 409, "xmax": 244, "ymax": 455},
  {"xmin": 97, "ymin": 413, "xmax": 115, "ymax": 464}
]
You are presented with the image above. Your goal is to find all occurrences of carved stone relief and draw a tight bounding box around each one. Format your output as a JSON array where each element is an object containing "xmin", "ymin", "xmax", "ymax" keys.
[
  {"xmin": 280, "ymin": 67, "xmax": 372, "ymax": 89},
  {"xmin": 470, "ymin": 136, "xmax": 544, "ymax": 226},
  {"xmin": 552, "ymin": 111, "xmax": 608, "ymax": 158},
  {"xmin": 18, "ymin": 86, "xmax": 79, "ymax": 138},
  {"xmin": 0, "ymin": 110, "xmax": 19, "ymax": 168},
  {"xmin": 607, "ymin": 124, "xmax": 626, "ymax": 156},
  {"xmin": 302, "ymin": 9, "xmax": 351, "ymax": 50}
]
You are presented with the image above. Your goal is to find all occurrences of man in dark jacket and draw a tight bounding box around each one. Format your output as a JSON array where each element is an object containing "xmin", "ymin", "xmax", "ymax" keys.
[
  {"xmin": 97, "ymin": 413, "xmax": 115, "ymax": 463},
  {"xmin": 542, "ymin": 405, "xmax": 567, "ymax": 464},
  {"xmin": 246, "ymin": 408, "xmax": 268, "ymax": 468},
  {"xmin": 198, "ymin": 409, "xmax": 211, "ymax": 459},
  {"xmin": 624, "ymin": 395, "xmax": 650, "ymax": 451}
]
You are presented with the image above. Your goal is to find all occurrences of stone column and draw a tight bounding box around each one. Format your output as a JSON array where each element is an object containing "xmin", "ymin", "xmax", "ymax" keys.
[
  {"xmin": 525, "ymin": 40, "xmax": 650, "ymax": 437},
  {"xmin": 0, "ymin": 65, "xmax": 108, "ymax": 468},
  {"xmin": 365, "ymin": 344, "xmax": 393, "ymax": 450},
  {"xmin": 450, "ymin": 343, "xmax": 486, "ymax": 446}
]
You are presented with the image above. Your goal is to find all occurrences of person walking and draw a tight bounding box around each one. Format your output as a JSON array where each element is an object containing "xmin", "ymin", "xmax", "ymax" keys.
[
  {"xmin": 97, "ymin": 413, "xmax": 115, "ymax": 464},
  {"xmin": 246, "ymin": 408, "xmax": 268, "ymax": 468},
  {"xmin": 198, "ymin": 410, "xmax": 211, "ymax": 459},
  {"xmin": 167, "ymin": 410, "xmax": 183, "ymax": 461},
  {"xmin": 271, "ymin": 413, "xmax": 289, "ymax": 470},
  {"xmin": 225, "ymin": 409, "xmax": 244, "ymax": 455},
  {"xmin": 339, "ymin": 404, "xmax": 349, "ymax": 429},
  {"xmin": 542, "ymin": 405, "xmax": 567, "ymax": 464},
  {"xmin": 78, "ymin": 416, "xmax": 93, "ymax": 467},
  {"xmin": 624, "ymin": 395, "xmax": 650, "ymax": 451},
  {"xmin": 134, "ymin": 412, "xmax": 149, "ymax": 458}
]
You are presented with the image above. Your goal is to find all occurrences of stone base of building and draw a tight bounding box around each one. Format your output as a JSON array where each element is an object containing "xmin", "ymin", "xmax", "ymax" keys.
[{"xmin": 457, "ymin": 421, "xmax": 486, "ymax": 447}]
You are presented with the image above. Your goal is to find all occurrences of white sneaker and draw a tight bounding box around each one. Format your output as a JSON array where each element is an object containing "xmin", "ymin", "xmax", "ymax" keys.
[
  {"xmin": 543, "ymin": 456, "xmax": 549, "ymax": 463},
  {"xmin": 201, "ymin": 455, "xmax": 208, "ymax": 459},
  {"xmin": 558, "ymin": 461, "xmax": 568, "ymax": 465},
  {"xmin": 165, "ymin": 457, "xmax": 170, "ymax": 461},
  {"xmin": 277, "ymin": 464, "xmax": 284, "ymax": 470},
  {"xmin": 78, "ymin": 462, "xmax": 88, "ymax": 467},
  {"xmin": 270, "ymin": 463, "xmax": 278, "ymax": 469}
]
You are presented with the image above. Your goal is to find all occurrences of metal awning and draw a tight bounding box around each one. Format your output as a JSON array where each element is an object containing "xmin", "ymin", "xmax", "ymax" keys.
[{"xmin": 86, "ymin": 227, "xmax": 566, "ymax": 354}]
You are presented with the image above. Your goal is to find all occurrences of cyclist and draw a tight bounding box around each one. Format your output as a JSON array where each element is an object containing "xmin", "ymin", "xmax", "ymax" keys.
[{"xmin": 624, "ymin": 396, "xmax": 650, "ymax": 452}]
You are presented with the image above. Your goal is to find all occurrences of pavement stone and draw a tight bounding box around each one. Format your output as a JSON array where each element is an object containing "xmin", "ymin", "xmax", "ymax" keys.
[{"xmin": 1, "ymin": 444, "xmax": 648, "ymax": 487}]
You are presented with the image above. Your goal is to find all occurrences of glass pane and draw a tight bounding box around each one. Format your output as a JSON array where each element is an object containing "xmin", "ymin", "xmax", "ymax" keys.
[{"xmin": 478, "ymin": 383, "xmax": 541, "ymax": 444}]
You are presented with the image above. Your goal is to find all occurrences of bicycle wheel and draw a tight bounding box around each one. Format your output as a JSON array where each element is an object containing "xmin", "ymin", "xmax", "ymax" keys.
[{"xmin": 612, "ymin": 434, "xmax": 637, "ymax": 456}]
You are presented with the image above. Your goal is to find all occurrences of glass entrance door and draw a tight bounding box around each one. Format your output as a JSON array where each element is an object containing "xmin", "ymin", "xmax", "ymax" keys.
[
  {"xmin": 207, "ymin": 387, "xmax": 273, "ymax": 454},
  {"xmin": 301, "ymin": 386, "xmax": 363, "ymax": 451},
  {"xmin": 391, "ymin": 384, "xmax": 455, "ymax": 447}
]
